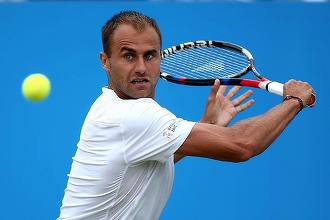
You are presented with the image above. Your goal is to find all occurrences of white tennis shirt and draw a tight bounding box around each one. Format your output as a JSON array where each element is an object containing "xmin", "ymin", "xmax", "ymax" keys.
[{"xmin": 58, "ymin": 88, "xmax": 195, "ymax": 220}]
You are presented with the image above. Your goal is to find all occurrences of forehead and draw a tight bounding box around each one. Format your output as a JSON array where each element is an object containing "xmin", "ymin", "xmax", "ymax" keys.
[{"xmin": 110, "ymin": 24, "xmax": 161, "ymax": 52}]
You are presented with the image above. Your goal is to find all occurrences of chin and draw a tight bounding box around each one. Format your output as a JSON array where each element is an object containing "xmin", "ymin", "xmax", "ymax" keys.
[
  {"xmin": 129, "ymin": 89, "xmax": 153, "ymax": 98},
  {"xmin": 132, "ymin": 92, "xmax": 154, "ymax": 99},
  {"xmin": 133, "ymin": 94, "xmax": 152, "ymax": 99}
]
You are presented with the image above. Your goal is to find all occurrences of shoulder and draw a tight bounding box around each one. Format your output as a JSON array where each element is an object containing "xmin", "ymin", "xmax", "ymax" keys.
[
  {"xmin": 122, "ymin": 98, "xmax": 175, "ymax": 127},
  {"xmin": 85, "ymin": 88, "xmax": 171, "ymax": 125},
  {"xmin": 126, "ymin": 98, "xmax": 166, "ymax": 114}
]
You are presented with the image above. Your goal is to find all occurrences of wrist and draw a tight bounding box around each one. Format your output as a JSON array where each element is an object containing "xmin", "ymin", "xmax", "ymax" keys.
[{"xmin": 282, "ymin": 95, "xmax": 304, "ymax": 113}]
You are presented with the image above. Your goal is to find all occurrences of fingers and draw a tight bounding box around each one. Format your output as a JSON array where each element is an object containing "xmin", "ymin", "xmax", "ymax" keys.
[
  {"xmin": 212, "ymin": 79, "xmax": 227, "ymax": 97},
  {"xmin": 211, "ymin": 79, "xmax": 228, "ymax": 98},
  {"xmin": 225, "ymin": 86, "xmax": 242, "ymax": 99},
  {"xmin": 217, "ymin": 83, "xmax": 227, "ymax": 96},
  {"xmin": 236, "ymin": 99, "xmax": 255, "ymax": 113},
  {"xmin": 307, "ymin": 84, "xmax": 316, "ymax": 107},
  {"xmin": 209, "ymin": 79, "xmax": 221, "ymax": 100},
  {"xmin": 284, "ymin": 79, "xmax": 316, "ymax": 107},
  {"xmin": 308, "ymin": 93, "xmax": 316, "ymax": 107},
  {"xmin": 233, "ymin": 90, "xmax": 255, "ymax": 113},
  {"xmin": 210, "ymin": 81, "xmax": 255, "ymax": 112},
  {"xmin": 232, "ymin": 90, "xmax": 254, "ymax": 106}
]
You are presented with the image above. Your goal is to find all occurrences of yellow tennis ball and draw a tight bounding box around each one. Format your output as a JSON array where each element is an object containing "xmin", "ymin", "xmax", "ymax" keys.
[{"xmin": 22, "ymin": 73, "xmax": 51, "ymax": 102}]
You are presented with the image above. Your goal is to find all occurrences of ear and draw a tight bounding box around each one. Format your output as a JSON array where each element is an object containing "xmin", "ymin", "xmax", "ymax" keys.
[{"xmin": 100, "ymin": 52, "xmax": 111, "ymax": 72}]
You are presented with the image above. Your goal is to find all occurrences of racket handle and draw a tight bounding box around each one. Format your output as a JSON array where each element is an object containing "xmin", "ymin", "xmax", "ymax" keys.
[
  {"xmin": 260, "ymin": 81, "xmax": 316, "ymax": 107},
  {"xmin": 259, "ymin": 81, "xmax": 283, "ymax": 96}
]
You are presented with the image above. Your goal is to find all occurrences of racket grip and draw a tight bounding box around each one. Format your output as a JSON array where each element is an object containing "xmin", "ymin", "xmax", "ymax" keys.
[
  {"xmin": 260, "ymin": 81, "xmax": 284, "ymax": 96},
  {"xmin": 263, "ymin": 81, "xmax": 316, "ymax": 107}
]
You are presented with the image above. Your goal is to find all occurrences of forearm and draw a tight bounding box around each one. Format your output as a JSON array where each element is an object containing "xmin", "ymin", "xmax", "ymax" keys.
[
  {"xmin": 177, "ymin": 80, "xmax": 314, "ymax": 163},
  {"xmin": 231, "ymin": 98, "xmax": 301, "ymax": 157},
  {"xmin": 177, "ymin": 98, "xmax": 300, "ymax": 163}
]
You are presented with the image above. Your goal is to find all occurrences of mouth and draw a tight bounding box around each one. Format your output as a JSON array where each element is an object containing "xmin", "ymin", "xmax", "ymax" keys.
[{"xmin": 131, "ymin": 78, "xmax": 149, "ymax": 84}]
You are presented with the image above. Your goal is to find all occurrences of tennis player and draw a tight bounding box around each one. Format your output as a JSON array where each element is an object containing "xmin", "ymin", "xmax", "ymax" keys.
[{"xmin": 57, "ymin": 11, "xmax": 316, "ymax": 220}]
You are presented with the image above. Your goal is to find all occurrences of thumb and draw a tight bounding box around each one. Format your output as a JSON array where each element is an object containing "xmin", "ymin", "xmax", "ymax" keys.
[{"xmin": 209, "ymin": 79, "xmax": 220, "ymax": 99}]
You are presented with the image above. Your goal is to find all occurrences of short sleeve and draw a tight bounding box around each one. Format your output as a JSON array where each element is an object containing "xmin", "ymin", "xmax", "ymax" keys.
[{"xmin": 121, "ymin": 99, "xmax": 195, "ymax": 165}]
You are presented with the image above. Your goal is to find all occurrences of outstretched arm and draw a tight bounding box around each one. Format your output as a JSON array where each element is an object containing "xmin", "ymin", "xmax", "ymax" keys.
[{"xmin": 176, "ymin": 80, "xmax": 315, "ymax": 162}]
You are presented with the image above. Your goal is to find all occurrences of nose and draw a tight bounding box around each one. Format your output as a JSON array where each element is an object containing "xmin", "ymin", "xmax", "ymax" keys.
[{"xmin": 135, "ymin": 57, "xmax": 147, "ymax": 75}]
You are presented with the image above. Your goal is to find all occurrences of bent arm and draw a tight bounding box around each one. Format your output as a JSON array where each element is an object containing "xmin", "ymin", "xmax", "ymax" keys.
[
  {"xmin": 176, "ymin": 98, "xmax": 301, "ymax": 162},
  {"xmin": 174, "ymin": 83, "xmax": 254, "ymax": 163}
]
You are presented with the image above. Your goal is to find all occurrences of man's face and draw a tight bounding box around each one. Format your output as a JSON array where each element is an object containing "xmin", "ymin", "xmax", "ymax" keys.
[{"xmin": 101, "ymin": 24, "xmax": 161, "ymax": 99}]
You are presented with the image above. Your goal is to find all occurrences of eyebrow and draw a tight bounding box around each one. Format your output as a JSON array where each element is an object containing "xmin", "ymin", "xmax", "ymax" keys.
[
  {"xmin": 146, "ymin": 49, "xmax": 158, "ymax": 54},
  {"xmin": 120, "ymin": 47, "xmax": 159, "ymax": 55},
  {"xmin": 120, "ymin": 47, "xmax": 136, "ymax": 53}
]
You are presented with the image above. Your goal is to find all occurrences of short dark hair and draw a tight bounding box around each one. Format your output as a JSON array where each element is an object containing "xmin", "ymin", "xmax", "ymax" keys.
[{"xmin": 102, "ymin": 11, "xmax": 162, "ymax": 56}]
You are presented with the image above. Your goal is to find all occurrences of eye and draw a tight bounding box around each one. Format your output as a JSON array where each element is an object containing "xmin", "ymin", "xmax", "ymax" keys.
[
  {"xmin": 123, "ymin": 53, "xmax": 134, "ymax": 61},
  {"xmin": 145, "ymin": 53, "xmax": 154, "ymax": 61}
]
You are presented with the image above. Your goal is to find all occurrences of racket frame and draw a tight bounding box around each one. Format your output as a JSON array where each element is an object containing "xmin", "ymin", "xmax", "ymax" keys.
[
  {"xmin": 160, "ymin": 40, "xmax": 315, "ymax": 107},
  {"xmin": 160, "ymin": 40, "xmax": 283, "ymax": 95}
]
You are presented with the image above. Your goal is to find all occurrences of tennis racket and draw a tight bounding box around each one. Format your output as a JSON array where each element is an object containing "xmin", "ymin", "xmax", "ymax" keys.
[{"xmin": 160, "ymin": 40, "xmax": 315, "ymax": 107}]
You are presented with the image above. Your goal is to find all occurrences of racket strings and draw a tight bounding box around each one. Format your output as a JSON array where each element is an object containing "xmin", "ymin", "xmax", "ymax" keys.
[
  {"xmin": 189, "ymin": 48, "xmax": 248, "ymax": 75},
  {"xmin": 161, "ymin": 47, "xmax": 250, "ymax": 79},
  {"xmin": 186, "ymin": 50, "xmax": 242, "ymax": 74},
  {"xmin": 177, "ymin": 47, "xmax": 248, "ymax": 76}
]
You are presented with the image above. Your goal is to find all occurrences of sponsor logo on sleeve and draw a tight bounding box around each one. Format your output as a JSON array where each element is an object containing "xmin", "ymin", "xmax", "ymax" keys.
[{"xmin": 163, "ymin": 119, "xmax": 182, "ymax": 139}]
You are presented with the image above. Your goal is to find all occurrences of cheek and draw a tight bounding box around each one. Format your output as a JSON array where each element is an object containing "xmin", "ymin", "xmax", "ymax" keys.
[
  {"xmin": 150, "ymin": 62, "xmax": 161, "ymax": 78},
  {"xmin": 154, "ymin": 69, "xmax": 161, "ymax": 81},
  {"xmin": 153, "ymin": 74, "xmax": 160, "ymax": 82},
  {"xmin": 111, "ymin": 63, "xmax": 131, "ymax": 82}
]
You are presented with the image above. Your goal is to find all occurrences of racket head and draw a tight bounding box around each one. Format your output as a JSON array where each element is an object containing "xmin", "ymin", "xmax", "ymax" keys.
[{"xmin": 160, "ymin": 40, "xmax": 255, "ymax": 86}]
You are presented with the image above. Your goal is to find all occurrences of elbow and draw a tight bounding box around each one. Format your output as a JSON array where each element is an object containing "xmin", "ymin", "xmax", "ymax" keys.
[
  {"xmin": 235, "ymin": 137, "xmax": 269, "ymax": 162},
  {"xmin": 232, "ymin": 139, "xmax": 256, "ymax": 163},
  {"xmin": 233, "ymin": 147, "xmax": 253, "ymax": 163}
]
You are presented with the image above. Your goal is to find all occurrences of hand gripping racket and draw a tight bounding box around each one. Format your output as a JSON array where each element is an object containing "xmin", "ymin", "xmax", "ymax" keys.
[{"xmin": 160, "ymin": 40, "xmax": 315, "ymax": 107}]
